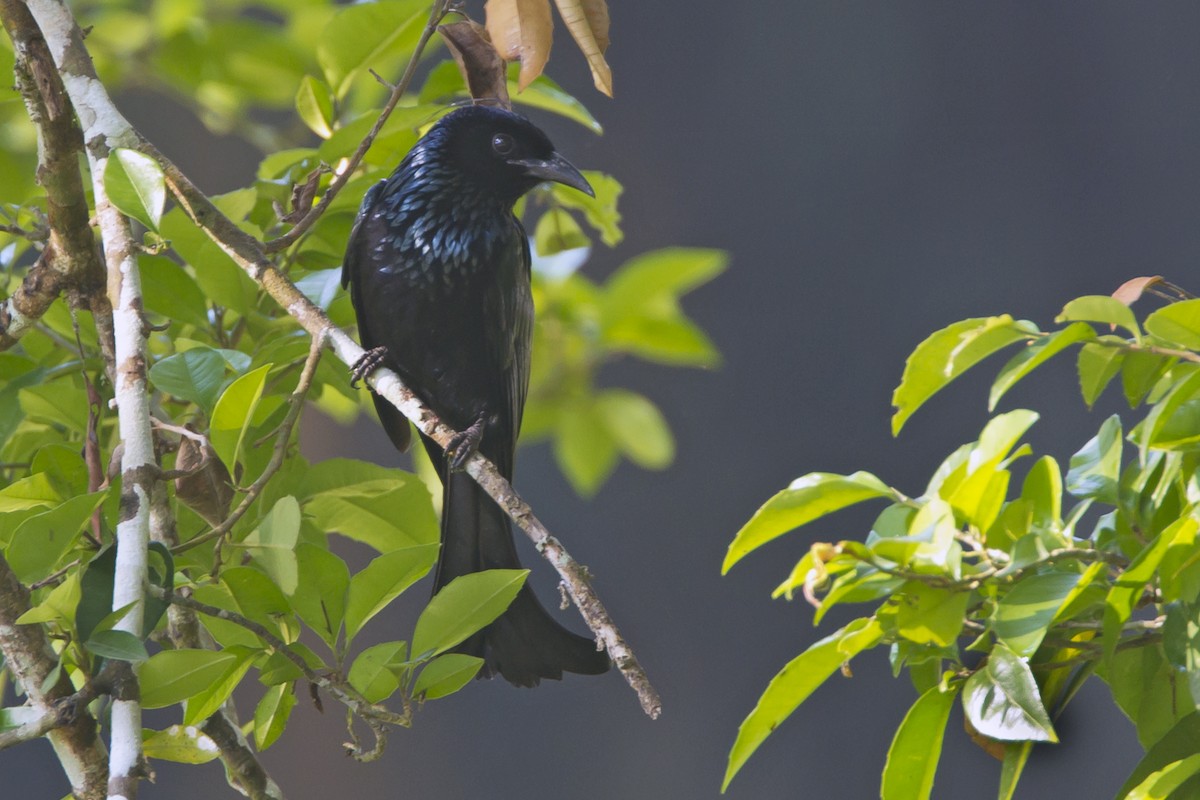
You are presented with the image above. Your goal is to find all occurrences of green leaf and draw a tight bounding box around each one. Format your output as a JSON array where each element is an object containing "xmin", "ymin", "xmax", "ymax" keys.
[
  {"xmin": 1117, "ymin": 714, "xmax": 1200, "ymax": 797},
  {"xmin": 892, "ymin": 316, "xmax": 1034, "ymax": 434},
  {"xmin": 345, "ymin": 544, "xmax": 438, "ymax": 644},
  {"xmin": 551, "ymin": 171, "xmax": 623, "ymax": 246},
  {"xmin": 161, "ymin": 208, "xmax": 257, "ymax": 314},
  {"xmin": 723, "ymin": 472, "xmax": 891, "ymax": 573},
  {"xmin": 140, "ymin": 650, "xmax": 239, "ymax": 709},
  {"xmin": 1105, "ymin": 517, "xmax": 1195, "ymax": 652},
  {"xmin": 290, "ymin": 543, "xmax": 349, "ymax": 650},
  {"xmin": 304, "ymin": 483, "xmax": 438, "ymax": 552},
  {"xmin": 210, "ymin": 363, "xmax": 271, "ymax": 470},
  {"xmin": 413, "ymin": 653, "xmax": 484, "ymax": 700},
  {"xmin": 140, "ymin": 256, "xmax": 209, "ymax": 328},
  {"xmin": 989, "ymin": 323, "xmax": 1095, "ymax": 410},
  {"xmin": 18, "ymin": 382, "xmax": 89, "ymax": 433},
  {"xmin": 994, "ymin": 572, "xmax": 1082, "ymax": 657},
  {"xmin": 240, "ymin": 496, "xmax": 301, "ymax": 594},
  {"xmin": 316, "ymin": 0, "xmax": 428, "ymax": 98},
  {"xmin": 1123, "ymin": 755, "xmax": 1200, "ymax": 800},
  {"xmin": 6, "ymin": 491, "xmax": 105, "ymax": 583},
  {"xmin": 880, "ymin": 684, "xmax": 960, "ymax": 800},
  {"xmin": 1077, "ymin": 341, "xmax": 1127, "ymax": 407},
  {"xmin": 962, "ymin": 643, "xmax": 1057, "ymax": 743},
  {"xmin": 84, "ymin": 630, "xmax": 149, "ymax": 663},
  {"xmin": 411, "ymin": 570, "xmax": 528, "ymax": 659},
  {"xmin": 595, "ymin": 389, "xmax": 674, "ymax": 469},
  {"xmin": 183, "ymin": 648, "xmax": 255, "ymax": 726},
  {"xmin": 347, "ymin": 641, "xmax": 407, "ymax": 703},
  {"xmin": 252, "ymin": 683, "xmax": 296, "ymax": 751},
  {"xmin": 1066, "ymin": 415, "xmax": 1123, "ymax": 503},
  {"xmin": 896, "ymin": 582, "xmax": 970, "ymax": 647},
  {"xmin": 1140, "ymin": 369, "xmax": 1200, "ymax": 458},
  {"xmin": 554, "ymin": 401, "xmax": 618, "ymax": 497},
  {"xmin": 533, "ymin": 208, "xmax": 590, "ymax": 257},
  {"xmin": 603, "ymin": 248, "xmax": 728, "ymax": 313},
  {"xmin": 149, "ymin": 348, "xmax": 227, "ymax": 414},
  {"xmin": 1102, "ymin": 639, "xmax": 1198, "ymax": 749},
  {"xmin": 142, "ymin": 725, "xmax": 221, "ymax": 764},
  {"xmin": 221, "ymin": 566, "xmax": 293, "ymax": 634},
  {"xmin": 1056, "ymin": 295, "xmax": 1140, "ymax": 338},
  {"xmin": 104, "ymin": 148, "xmax": 166, "ymax": 230},
  {"xmin": 512, "ymin": 72, "xmax": 603, "ymax": 133},
  {"xmin": 998, "ymin": 743, "xmax": 1033, "ymax": 800},
  {"xmin": 295, "ymin": 75, "xmax": 335, "ymax": 138},
  {"xmin": 723, "ymin": 618, "xmax": 883, "ymax": 791},
  {"xmin": 0, "ymin": 472, "xmax": 61, "ymax": 512},
  {"xmin": 1144, "ymin": 298, "xmax": 1200, "ymax": 350}
]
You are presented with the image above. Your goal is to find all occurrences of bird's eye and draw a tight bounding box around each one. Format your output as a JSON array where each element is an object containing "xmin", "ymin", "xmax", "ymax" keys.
[{"xmin": 492, "ymin": 133, "xmax": 515, "ymax": 156}]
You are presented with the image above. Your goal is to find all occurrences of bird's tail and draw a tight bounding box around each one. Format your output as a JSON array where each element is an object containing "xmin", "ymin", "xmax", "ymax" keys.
[{"xmin": 433, "ymin": 470, "xmax": 611, "ymax": 686}]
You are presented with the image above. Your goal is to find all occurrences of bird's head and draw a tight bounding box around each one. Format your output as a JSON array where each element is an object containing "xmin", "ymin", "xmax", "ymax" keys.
[{"xmin": 422, "ymin": 105, "xmax": 594, "ymax": 204}]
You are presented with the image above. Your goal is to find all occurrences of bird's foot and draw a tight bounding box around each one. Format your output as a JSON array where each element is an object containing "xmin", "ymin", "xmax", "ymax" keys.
[
  {"xmin": 446, "ymin": 416, "xmax": 486, "ymax": 472},
  {"xmin": 349, "ymin": 346, "xmax": 389, "ymax": 388}
]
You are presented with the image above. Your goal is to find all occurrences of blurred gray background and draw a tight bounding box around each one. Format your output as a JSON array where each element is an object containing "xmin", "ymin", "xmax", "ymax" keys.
[{"xmin": 12, "ymin": 2, "xmax": 1200, "ymax": 797}]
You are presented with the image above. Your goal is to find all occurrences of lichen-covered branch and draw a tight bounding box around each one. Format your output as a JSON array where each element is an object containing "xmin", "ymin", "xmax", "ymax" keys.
[
  {"xmin": 0, "ymin": 0, "xmax": 109, "ymax": 355},
  {"xmin": 24, "ymin": 0, "xmax": 660, "ymax": 720},
  {"xmin": 0, "ymin": 553, "xmax": 108, "ymax": 799}
]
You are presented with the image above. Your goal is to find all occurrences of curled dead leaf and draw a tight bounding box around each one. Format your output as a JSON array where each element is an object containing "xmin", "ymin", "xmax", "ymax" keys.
[
  {"xmin": 1112, "ymin": 275, "xmax": 1164, "ymax": 307},
  {"xmin": 281, "ymin": 166, "xmax": 327, "ymax": 225},
  {"xmin": 485, "ymin": 0, "xmax": 553, "ymax": 92},
  {"xmin": 438, "ymin": 21, "xmax": 511, "ymax": 108},
  {"xmin": 551, "ymin": 0, "xmax": 612, "ymax": 96},
  {"xmin": 963, "ymin": 714, "xmax": 1006, "ymax": 760},
  {"xmin": 174, "ymin": 432, "xmax": 234, "ymax": 528}
]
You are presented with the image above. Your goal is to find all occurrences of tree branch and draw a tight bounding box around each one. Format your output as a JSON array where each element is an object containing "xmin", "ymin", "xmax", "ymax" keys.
[
  {"xmin": 0, "ymin": 0, "xmax": 109, "ymax": 356},
  {"xmin": 23, "ymin": 0, "xmax": 661, "ymax": 720},
  {"xmin": 0, "ymin": 553, "xmax": 108, "ymax": 799},
  {"xmin": 261, "ymin": 0, "xmax": 451, "ymax": 253}
]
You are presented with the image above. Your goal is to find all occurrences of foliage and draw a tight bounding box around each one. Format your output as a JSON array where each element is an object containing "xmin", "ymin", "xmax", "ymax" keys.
[
  {"xmin": 723, "ymin": 280, "xmax": 1200, "ymax": 799},
  {"xmin": 0, "ymin": 0, "xmax": 718, "ymax": 777}
]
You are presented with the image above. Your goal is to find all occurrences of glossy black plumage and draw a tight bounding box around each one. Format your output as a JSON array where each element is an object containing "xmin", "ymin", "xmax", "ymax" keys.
[{"xmin": 341, "ymin": 106, "xmax": 610, "ymax": 686}]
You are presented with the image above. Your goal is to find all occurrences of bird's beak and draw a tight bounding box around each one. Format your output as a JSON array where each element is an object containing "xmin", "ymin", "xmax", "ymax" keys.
[{"xmin": 513, "ymin": 153, "xmax": 594, "ymax": 197}]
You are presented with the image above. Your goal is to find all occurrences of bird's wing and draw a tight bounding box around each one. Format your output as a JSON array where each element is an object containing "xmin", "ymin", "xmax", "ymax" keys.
[
  {"xmin": 340, "ymin": 180, "xmax": 386, "ymax": 290},
  {"xmin": 484, "ymin": 223, "xmax": 534, "ymax": 466}
]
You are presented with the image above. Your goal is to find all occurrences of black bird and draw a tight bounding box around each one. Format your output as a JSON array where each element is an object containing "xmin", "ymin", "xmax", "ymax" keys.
[{"xmin": 341, "ymin": 105, "xmax": 611, "ymax": 686}]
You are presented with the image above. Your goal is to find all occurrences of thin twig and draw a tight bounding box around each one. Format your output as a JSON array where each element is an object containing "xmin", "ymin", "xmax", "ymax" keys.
[
  {"xmin": 174, "ymin": 332, "xmax": 324, "ymax": 555},
  {"xmin": 148, "ymin": 584, "xmax": 411, "ymax": 760},
  {"xmin": 262, "ymin": 0, "xmax": 452, "ymax": 253}
]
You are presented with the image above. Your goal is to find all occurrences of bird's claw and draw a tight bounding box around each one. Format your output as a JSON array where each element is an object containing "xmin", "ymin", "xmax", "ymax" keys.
[
  {"xmin": 350, "ymin": 346, "xmax": 389, "ymax": 388},
  {"xmin": 446, "ymin": 417, "xmax": 485, "ymax": 472}
]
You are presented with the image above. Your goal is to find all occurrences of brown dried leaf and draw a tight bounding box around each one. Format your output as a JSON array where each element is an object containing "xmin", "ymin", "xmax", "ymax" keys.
[
  {"xmin": 1112, "ymin": 275, "xmax": 1164, "ymax": 307},
  {"xmin": 552, "ymin": 0, "xmax": 612, "ymax": 96},
  {"xmin": 438, "ymin": 21, "xmax": 511, "ymax": 109},
  {"xmin": 174, "ymin": 433, "xmax": 234, "ymax": 528},
  {"xmin": 485, "ymin": 0, "xmax": 553, "ymax": 92},
  {"xmin": 963, "ymin": 715, "xmax": 1006, "ymax": 761},
  {"xmin": 281, "ymin": 167, "xmax": 327, "ymax": 225}
]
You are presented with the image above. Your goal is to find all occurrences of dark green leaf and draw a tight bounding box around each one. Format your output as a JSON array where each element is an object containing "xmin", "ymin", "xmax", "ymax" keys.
[
  {"xmin": 880, "ymin": 684, "xmax": 960, "ymax": 800},
  {"xmin": 413, "ymin": 653, "xmax": 484, "ymax": 699},
  {"xmin": 290, "ymin": 543, "xmax": 349, "ymax": 649},
  {"xmin": 345, "ymin": 544, "xmax": 438, "ymax": 643},
  {"xmin": 6, "ymin": 492, "xmax": 105, "ymax": 583},
  {"xmin": 989, "ymin": 322, "xmax": 1094, "ymax": 410},
  {"xmin": 104, "ymin": 148, "xmax": 166, "ymax": 230},
  {"xmin": 962, "ymin": 643, "xmax": 1057, "ymax": 743},
  {"xmin": 1144, "ymin": 298, "xmax": 1200, "ymax": 350},
  {"xmin": 723, "ymin": 618, "xmax": 883, "ymax": 791},
  {"xmin": 149, "ymin": 348, "xmax": 227, "ymax": 413},
  {"xmin": 1056, "ymin": 295, "xmax": 1140, "ymax": 338},
  {"xmin": 411, "ymin": 570, "xmax": 527, "ymax": 659},
  {"xmin": 723, "ymin": 472, "xmax": 891, "ymax": 573},
  {"xmin": 1117, "ymin": 714, "xmax": 1200, "ymax": 797},
  {"xmin": 84, "ymin": 629, "xmax": 149, "ymax": 663},
  {"xmin": 892, "ymin": 316, "xmax": 1034, "ymax": 434},
  {"xmin": 140, "ymin": 650, "xmax": 239, "ymax": 709},
  {"xmin": 253, "ymin": 683, "xmax": 296, "ymax": 751}
]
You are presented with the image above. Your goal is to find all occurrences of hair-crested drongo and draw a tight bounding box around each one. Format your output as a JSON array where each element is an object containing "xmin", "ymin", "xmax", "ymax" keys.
[{"xmin": 341, "ymin": 105, "xmax": 611, "ymax": 686}]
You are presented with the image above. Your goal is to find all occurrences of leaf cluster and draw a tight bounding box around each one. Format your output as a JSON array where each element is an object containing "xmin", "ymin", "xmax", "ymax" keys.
[{"xmin": 723, "ymin": 286, "xmax": 1200, "ymax": 799}]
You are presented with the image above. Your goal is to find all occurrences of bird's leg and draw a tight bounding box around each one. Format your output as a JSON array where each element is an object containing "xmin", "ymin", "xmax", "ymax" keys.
[
  {"xmin": 349, "ymin": 346, "xmax": 389, "ymax": 388},
  {"xmin": 445, "ymin": 413, "xmax": 488, "ymax": 472}
]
